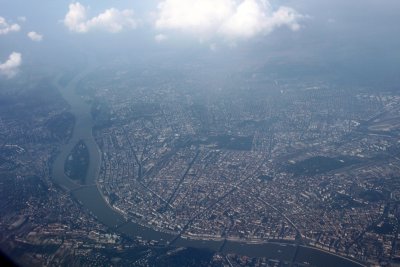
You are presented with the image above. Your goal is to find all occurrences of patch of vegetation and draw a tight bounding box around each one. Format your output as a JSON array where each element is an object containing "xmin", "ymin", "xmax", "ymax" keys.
[
  {"xmin": 46, "ymin": 112, "xmax": 75, "ymax": 141},
  {"xmin": 370, "ymin": 218, "xmax": 397, "ymax": 235},
  {"xmin": 330, "ymin": 192, "xmax": 364, "ymax": 209},
  {"xmin": 258, "ymin": 175, "xmax": 273, "ymax": 182},
  {"xmin": 64, "ymin": 140, "xmax": 89, "ymax": 184},
  {"xmin": 358, "ymin": 190, "xmax": 385, "ymax": 202},
  {"xmin": 287, "ymin": 156, "xmax": 360, "ymax": 176}
]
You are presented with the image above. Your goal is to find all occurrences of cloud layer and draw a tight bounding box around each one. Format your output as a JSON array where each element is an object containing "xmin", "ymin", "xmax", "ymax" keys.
[
  {"xmin": 155, "ymin": 0, "xmax": 304, "ymax": 39},
  {"xmin": 0, "ymin": 17, "xmax": 21, "ymax": 35},
  {"xmin": 155, "ymin": 33, "xmax": 167, "ymax": 42},
  {"xmin": 0, "ymin": 52, "xmax": 22, "ymax": 78},
  {"xmin": 64, "ymin": 2, "xmax": 137, "ymax": 33},
  {"xmin": 27, "ymin": 31, "xmax": 43, "ymax": 42}
]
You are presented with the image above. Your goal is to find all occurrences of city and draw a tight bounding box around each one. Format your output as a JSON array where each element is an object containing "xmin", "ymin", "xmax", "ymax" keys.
[{"xmin": 1, "ymin": 0, "xmax": 400, "ymax": 266}]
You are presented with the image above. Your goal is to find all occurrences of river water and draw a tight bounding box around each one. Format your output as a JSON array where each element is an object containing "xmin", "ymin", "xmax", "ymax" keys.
[{"xmin": 51, "ymin": 71, "xmax": 365, "ymax": 267}]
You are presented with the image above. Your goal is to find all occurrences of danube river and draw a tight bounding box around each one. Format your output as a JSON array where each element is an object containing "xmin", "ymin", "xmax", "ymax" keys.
[{"xmin": 51, "ymin": 70, "xmax": 365, "ymax": 267}]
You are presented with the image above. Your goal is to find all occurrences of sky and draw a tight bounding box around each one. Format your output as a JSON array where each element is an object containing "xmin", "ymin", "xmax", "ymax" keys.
[{"xmin": 0, "ymin": 0, "xmax": 399, "ymax": 85}]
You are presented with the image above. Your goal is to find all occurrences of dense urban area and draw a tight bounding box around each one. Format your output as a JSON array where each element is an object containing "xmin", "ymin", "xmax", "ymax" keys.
[{"xmin": 1, "ymin": 62, "xmax": 400, "ymax": 266}]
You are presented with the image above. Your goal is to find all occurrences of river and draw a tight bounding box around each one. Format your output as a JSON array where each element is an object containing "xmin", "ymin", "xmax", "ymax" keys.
[{"xmin": 51, "ymin": 70, "xmax": 365, "ymax": 267}]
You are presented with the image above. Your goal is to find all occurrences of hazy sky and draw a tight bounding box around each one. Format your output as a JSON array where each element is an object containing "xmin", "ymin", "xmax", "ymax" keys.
[{"xmin": 1, "ymin": 0, "xmax": 399, "ymax": 84}]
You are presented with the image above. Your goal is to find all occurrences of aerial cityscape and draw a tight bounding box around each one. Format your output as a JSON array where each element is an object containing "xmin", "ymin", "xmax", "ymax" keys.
[{"xmin": 1, "ymin": 0, "xmax": 400, "ymax": 266}]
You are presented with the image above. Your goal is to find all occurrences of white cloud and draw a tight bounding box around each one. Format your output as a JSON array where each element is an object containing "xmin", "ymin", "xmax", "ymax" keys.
[
  {"xmin": 155, "ymin": 33, "xmax": 167, "ymax": 42},
  {"xmin": 156, "ymin": 0, "xmax": 233, "ymax": 34},
  {"xmin": 27, "ymin": 31, "xmax": 43, "ymax": 42},
  {"xmin": 155, "ymin": 0, "xmax": 305, "ymax": 40},
  {"xmin": 0, "ymin": 52, "xmax": 22, "ymax": 78},
  {"xmin": 17, "ymin": 16, "xmax": 27, "ymax": 23},
  {"xmin": 0, "ymin": 17, "xmax": 21, "ymax": 35},
  {"xmin": 63, "ymin": 2, "xmax": 137, "ymax": 33}
]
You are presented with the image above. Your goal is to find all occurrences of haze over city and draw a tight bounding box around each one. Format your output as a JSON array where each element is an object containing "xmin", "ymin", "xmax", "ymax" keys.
[{"xmin": 1, "ymin": 1, "xmax": 400, "ymax": 266}]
